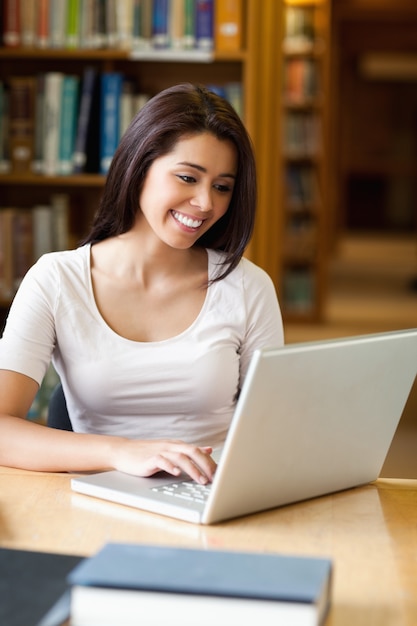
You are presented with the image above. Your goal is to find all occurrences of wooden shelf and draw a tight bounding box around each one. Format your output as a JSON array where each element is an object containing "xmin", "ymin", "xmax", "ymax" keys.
[
  {"xmin": 280, "ymin": 0, "xmax": 330, "ymax": 321},
  {"xmin": 0, "ymin": 173, "xmax": 106, "ymax": 186},
  {"xmin": 0, "ymin": 46, "xmax": 247, "ymax": 63}
]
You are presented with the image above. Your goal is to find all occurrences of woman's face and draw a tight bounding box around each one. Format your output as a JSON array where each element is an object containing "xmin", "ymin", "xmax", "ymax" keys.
[{"xmin": 136, "ymin": 132, "xmax": 237, "ymax": 250}]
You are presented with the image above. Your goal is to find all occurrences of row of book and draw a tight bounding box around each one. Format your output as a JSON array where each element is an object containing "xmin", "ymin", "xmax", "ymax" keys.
[
  {"xmin": 285, "ymin": 163, "xmax": 322, "ymax": 211},
  {"xmin": 0, "ymin": 195, "xmax": 69, "ymax": 300},
  {"xmin": 284, "ymin": 213, "xmax": 318, "ymax": 262},
  {"xmin": 0, "ymin": 0, "xmax": 243, "ymax": 54},
  {"xmin": 283, "ymin": 3, "xmax": 322, "ymax": 54},
  {"xmin": 282, "ymin": 265, "xmax": 316, "ymax": 315},
  {"xmin": 283, "ymin": 110, "xmax": 322, "ymax": 159},
  {"xmin": 0, "ymin": 69, "xmax": 242, "ymax": 176},
  {"xmin": 283, "ymin": 57, "xmax": 322, "ymax": 104}
]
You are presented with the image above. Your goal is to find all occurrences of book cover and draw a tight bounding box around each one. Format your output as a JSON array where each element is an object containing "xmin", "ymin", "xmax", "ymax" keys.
[
  {"xmin": 0, "ymin": 547, "xmax": 84, "ymax": 626},
  {"xmin": 43, "ymin": 72, "xmax": 64, "ymax": 176},
  {"xmin": 68, "ymin": 543, "xmax": 332, "ymax": 626},
  {"xmin": 8, "ymin": 75, "xmax": 36, "ymax": 173},
  {"xmin": 58, "ymin": 74, "xmax": 80, "ymax": 175},
  {"xmin": 214, "ymin": 0, "xmax": 242, "ymax": 53},
  {"xmin": 195, "ymin": 0, "xmax": 213, "ymax": 51},
  {"xmin": 73, "ymin": 66, "xmax": 100, "ymax": 173},
  {"xmin": 99, "ymin": 71, "xmax": 123, "ymax": 175}
]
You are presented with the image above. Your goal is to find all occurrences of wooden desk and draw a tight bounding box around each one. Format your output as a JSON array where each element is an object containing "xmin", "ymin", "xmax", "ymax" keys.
[{"xmin": 1, "ymin": 467, "xmax": 416, "ymax": 625}]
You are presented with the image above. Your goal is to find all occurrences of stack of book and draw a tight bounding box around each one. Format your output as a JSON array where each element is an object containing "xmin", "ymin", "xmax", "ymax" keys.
[{"xmin": 66, "ymin": 543, "xmax": 332, "ymax": 626}]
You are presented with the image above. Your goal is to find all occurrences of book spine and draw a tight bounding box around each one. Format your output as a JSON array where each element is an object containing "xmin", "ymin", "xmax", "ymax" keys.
[
  {"xmin": 20, "ymin": 0, "xmax": 36, "ymax": 47},
  {"xmin": 169, "ymin": 0, "xmax": 184, "ymax": 50},
  {"xmin": 50, "ymin": 193, "xmax": 70, "ymax": 250},
  {"xmin": 49, "ymin": 0, "xmax": 68, "ymax": 48},
  {"xmin": 182, "ymin": 0, "xmax": 195, "ymax": 49},
  {"xmin": 0, "ymin": 208, "xmax": 15, "ymax": 300},
  {"xmin": 99, "ymin": 72, "xmax": 122, "ymax": 175},
  {"xmin": 92, "ymin": 0, "xmax": 108, "ymax": 48},
  {"xmin": 36, "ymin": 0, "xmax": 50, "ymax": 48},
  {"xmin": 79, "ymin": 0, "xmax": 94, "ymax": 48},
  {"xmin": 115, "ymin": 0, "xmax": 133, "ymax": 50},
  {"xmin": 105, "ymin": 0, "xmax": 118, "ymax": 48},
  {"xmin": 0, "ymin": 80, "xmax": 11, "ymax": 173},
  {"xmin": 66, "ymin": 0, "xmax": 80, "ymax": 48},
  {"xmin": 223, "ymin": 82, "xmax": 243, "ymax": 117},
  {"xmin": 214, "ymin": 0, "xmax": 242, "ymax": 52},
  {"xmin": 3, "ymin": 0, "xmax": 21, "ymax": 47},
  {"xmin": 32, "ymin": 204, "xmax": 54, "ymax": 260},
  {"xmin": 152, "ymin": 0, "xmax": 169, "ymax": 49},
  {"xmin": 58, "ymin": 75, "xmax": 80, "ymax": 175},
  {"xmin": 195, "ymin": 0, "xmax": 213, "ymax": 51},
  {"xmin": 12, "ymin": 209, "xmax": 34, "ymax": 290},
  {"xmin": 119, "ymin": 78, "xmax": 134, "ymax": 138},
  {"xmin": 73, "ymin": 66, "xmax": 98, "ymax": 173},
  {"xmin": 32, "ymin": 73, "xmax": 46, "ymax": 174},
  {"xmin": 43, "ymin": 72, "xmax": 63, "ymax": 176},
  {"xmin": 132, "ymin": 0, "xmax": 152, "ymax": 50},
  {"xmin": 8, "ymin": 76, "xmax": 36, "ymax": 173}
]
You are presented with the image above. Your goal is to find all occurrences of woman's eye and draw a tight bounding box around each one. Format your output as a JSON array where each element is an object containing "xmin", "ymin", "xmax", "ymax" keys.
[
  {"xmin": 178, "ymin": 175, "xmax": 195, "ymax": 183},
  {"xmin": 215, "ymin": 183, "xmax": 232, "ymax": 193}
]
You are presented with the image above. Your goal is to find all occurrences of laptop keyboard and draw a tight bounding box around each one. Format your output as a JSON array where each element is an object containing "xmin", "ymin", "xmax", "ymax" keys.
[{"xmin": 151, "ymin": 481, "xmax": 212, "ymax": 503}]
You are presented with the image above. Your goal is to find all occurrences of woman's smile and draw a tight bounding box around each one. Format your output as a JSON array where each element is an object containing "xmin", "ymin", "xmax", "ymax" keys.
[{"xmin": 171, "ymin": 210, "xmax": 204, "ymax": 231}]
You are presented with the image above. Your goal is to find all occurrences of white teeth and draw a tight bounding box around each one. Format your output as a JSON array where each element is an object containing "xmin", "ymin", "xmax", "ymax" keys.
[{"xmin": 173, "ymin": 211, "xmax": 203, "ymax": 229}]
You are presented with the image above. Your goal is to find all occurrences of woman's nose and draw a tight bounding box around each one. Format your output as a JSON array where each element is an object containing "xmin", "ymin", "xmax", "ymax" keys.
[{"xmin": 190, "ymin": 186, "xmax": 213, "ymax": 212}]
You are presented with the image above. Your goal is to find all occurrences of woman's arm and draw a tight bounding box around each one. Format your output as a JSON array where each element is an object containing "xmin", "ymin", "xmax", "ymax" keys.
[{"xmin": 0, "ymin": 370, "xmax": 216, "ymax": 483}]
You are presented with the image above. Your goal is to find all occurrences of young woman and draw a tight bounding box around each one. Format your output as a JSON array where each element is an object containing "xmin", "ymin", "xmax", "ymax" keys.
[{"xmin": 0, "ymin": 83, "xmax": 284, "ymax": 483}]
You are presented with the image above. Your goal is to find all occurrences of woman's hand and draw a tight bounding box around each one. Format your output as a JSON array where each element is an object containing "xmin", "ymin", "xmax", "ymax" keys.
[{"xmin": 110, "ymin": 438, "xmax": 217, "ymax": 484}]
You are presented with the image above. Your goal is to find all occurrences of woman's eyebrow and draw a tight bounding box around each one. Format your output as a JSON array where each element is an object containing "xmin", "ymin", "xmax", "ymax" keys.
[{"xmin": 177, "ymin": 161, "xmax": 236, "ymax": 179}]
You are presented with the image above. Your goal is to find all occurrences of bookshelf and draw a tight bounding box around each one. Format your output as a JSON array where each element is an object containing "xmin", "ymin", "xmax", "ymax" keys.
[
  {"xmin": 279, "ymin": 0, "xmax": 330, "ymax": 321},
  {"xmin": 0, "ymin": 0, "xmax": 331, "ymax": 326}
]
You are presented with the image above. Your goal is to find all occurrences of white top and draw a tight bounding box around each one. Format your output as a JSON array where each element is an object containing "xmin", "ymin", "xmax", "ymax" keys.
[{"xmin": 0, "ymin": 245, "xmax": 284, "ymax": 447}]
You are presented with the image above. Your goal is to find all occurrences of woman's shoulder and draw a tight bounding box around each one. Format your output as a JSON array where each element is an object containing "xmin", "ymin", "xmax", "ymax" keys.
[
  {"xmin": 31, "ymin": 244, "xmax": 90, "ymax": 273},
  {"xmin": 208, "ymin": 249, "xmax": 274, "ymax": 286}
]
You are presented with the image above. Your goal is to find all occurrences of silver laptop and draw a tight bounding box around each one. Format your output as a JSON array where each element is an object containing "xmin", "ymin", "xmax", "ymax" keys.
[{"xmin": 71, "ymin": 329, "xmax": 417, "ymax": 525}]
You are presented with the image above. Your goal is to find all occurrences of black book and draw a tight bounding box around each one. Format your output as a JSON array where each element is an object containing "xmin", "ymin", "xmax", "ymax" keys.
[{"xmin": 0, "ymin": 547, "xmax": 84, "ymax": 626}]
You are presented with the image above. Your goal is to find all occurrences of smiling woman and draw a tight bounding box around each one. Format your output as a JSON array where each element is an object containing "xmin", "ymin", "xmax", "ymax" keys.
[{"xmin": 0, "ymin": 83, "xmax": 284, "ymax": 482}]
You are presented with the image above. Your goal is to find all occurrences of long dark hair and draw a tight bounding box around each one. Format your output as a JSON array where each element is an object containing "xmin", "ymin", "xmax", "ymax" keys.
[{"xmin": 84, "ymin": 83, "xmax": 257, "ymax": 281}]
